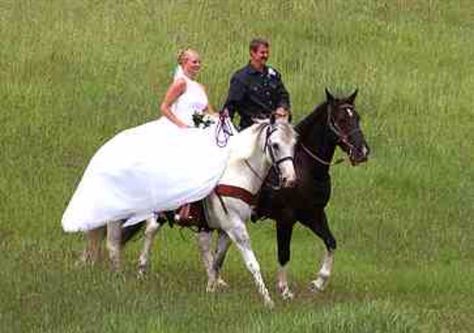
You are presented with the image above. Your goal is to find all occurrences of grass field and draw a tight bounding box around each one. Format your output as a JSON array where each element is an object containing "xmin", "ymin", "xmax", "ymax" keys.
[{"xmin": 1, "ymin": 0, "xmax": 473, "ymax": 332}]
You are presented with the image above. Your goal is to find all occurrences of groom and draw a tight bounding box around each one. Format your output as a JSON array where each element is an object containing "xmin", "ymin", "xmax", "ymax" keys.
[{"xmin": 222, "ymin": 38, "xmax": 291, "ymax": 130}]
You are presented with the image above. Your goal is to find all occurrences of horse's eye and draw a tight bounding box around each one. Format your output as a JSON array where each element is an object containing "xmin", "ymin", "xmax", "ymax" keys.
[{"xmin": 272, "ymin": 143, "xmax": 280, "ymax": 151}]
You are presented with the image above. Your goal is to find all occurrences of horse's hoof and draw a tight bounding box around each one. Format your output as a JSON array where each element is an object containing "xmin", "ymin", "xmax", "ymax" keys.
[
  {"xmin": 206, "ymin": 281, "xmax": 217, "ymax": 293},
  {"xmin": 216, "ymin": 277, "xmax": 229, "ymax": 289},
  {"xmin": 264, "ymin": 298, "xmax": 275, "ymax": 309},
  {"xmin": 74, "ymin": 258, "xmax": 87, "ymax": 267},
  {"xmin": 75, "ymin": 251, "xmax": 93, "ymax": 267},
  {"xmin": 309, "ymin": 276, "xmax": 328, "ymax": 293},
  {"xmin": 109, "ymin": 262, "xmax": 122, "ymax": 274},
  {"xmin": 137, "ymin": 263, "xmax": 149, "ymax": 278},
  {"xmin": 279, "ymin": 286, "xmax": 294, "ymax": 301}
]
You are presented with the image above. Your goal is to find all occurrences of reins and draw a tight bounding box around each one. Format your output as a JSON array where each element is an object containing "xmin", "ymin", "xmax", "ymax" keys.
[
  {"xmin": 299, "ymin": 143, "xmax": 344, "ymax": 166},
  {"xmin": 215, "ymin": 112, "xmax": 234, "ymax": 147},
  {"xmin": 297, "ymin": 103, "xmax": 364, "ymax": 167}
]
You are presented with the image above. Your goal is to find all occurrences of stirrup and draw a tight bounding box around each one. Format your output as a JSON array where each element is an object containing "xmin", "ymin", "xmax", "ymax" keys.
[{"xmin": 175, "ymin": 203, "xmax": 192, "ymax": 222}]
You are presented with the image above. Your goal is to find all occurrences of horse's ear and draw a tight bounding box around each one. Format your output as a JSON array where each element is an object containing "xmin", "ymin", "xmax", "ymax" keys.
[
  {"xmin": 325, "ymin": 88, "xmax": 335, "ymax": 103},
  {"xmin": 348, "ymin": 89, "xmax": 358, "ymax": 104}
]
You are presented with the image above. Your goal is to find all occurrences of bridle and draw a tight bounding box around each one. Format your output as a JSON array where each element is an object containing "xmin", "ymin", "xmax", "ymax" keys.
[
  {"xmin": 245, "ymin": 123, "xmax": 294, "ymax": 190},
  {"xmin": 264, "ymin": 124, "xmax": 294, "ymax": 168},
  {"xmin": 327, "ymin": 103, "xmax": 362, "ymax": 154},
  {"xmin": 300, "ymin": 103, "xmax": 361, "ymax": 166}
]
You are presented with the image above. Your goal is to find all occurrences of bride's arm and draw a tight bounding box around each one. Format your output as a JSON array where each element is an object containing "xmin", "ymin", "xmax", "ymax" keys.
[
  {"xmin": 160, "ymin": 79, "xmax": 189, "ymax": 128},
  {"xmin": 202, "ymin": 85, "xmax": 218, "ymax": 116}
]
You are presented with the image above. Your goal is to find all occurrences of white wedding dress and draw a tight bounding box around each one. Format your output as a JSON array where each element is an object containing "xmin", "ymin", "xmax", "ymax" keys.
[{"xmin": 62, "ymin": 68, "xmax": 233, "ymax": 232}]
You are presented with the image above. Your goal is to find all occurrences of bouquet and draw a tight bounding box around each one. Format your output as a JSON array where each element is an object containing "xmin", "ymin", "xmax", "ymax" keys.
[{"xmin": 192, "ymin": 112, "xmax": 215, "ymax": 129}]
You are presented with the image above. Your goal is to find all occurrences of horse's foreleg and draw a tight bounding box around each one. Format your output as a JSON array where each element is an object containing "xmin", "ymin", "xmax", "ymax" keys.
[
  {"xmin": 304, "ymin": 211, "xmax": 337, "ymax": 292},
  {"xmin": 106, "ymin": 221, "xmax": 122, "ymax": 271},
  {"xmin": 138, "ymin": 216, "xmax": 162, "ymax": 277},
  {"xmin": 78, "ymin": 227, "xmax": 105, "ymax": 266},
  {"xmin": 276, "ymin": 221, "xmax": 295, "ymax": 300},
  {"xmin": 226, "ymin": 224, "xmax": 274, "ymax": 308}
]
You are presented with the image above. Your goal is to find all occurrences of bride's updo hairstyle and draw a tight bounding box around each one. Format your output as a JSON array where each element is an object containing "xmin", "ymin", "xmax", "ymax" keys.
[{"xmin": 177, "ymin": 48, "xmax": 197, "ymax": 66}]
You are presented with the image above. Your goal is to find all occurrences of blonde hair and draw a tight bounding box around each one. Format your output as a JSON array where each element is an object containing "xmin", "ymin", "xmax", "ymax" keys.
[{"xmin": 176, "ymin": 48, "xmax": 199, "ymax": 65}]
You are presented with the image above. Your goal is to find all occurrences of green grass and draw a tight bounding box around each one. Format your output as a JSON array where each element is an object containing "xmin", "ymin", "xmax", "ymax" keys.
[{"xmin": 1, "ymin": 0, "xmax": 473, "ymax": 332}]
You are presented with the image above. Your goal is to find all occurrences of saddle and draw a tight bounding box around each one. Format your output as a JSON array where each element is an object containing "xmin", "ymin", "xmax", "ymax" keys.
[
  {"xmin": 171, "ymin": 201, "xmax": 209, "ymax": 230},
  {"xmin": 167, "ymin": 185, "xmax": 257, "ymax": 229}
]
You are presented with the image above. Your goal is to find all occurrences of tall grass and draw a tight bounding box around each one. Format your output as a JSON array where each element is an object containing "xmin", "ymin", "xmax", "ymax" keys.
[{"xmin": 1, "ymin": 0, "xmax": 473, "ymax": 332}]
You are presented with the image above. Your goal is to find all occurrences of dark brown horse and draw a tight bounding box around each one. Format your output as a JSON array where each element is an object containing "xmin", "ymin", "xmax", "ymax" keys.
[{"xmin": 205, "ymin": 89, "xmax": 370, "ymax": 299}]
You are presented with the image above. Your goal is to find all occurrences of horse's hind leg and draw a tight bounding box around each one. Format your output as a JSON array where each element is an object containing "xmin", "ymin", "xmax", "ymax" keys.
[
  {"xmin": 106, "ymin": 221, "xmax": 122, "ymax": 271},
  {"xmin": 213, "ymin": 230, "xmax": 231, "ymax": 289},
  {"xmin": 138, "ymin": 216, "xmax": 162, "ymax": 277},
  {"xmin": 300, "ymin": 210, "xmax": 336, "ymax": 292},
  {"xmin": 310, "ymin": 246, "xmax": 334, "ymax": 292},
  {"xmin": 200, "ymin": 230, "xmax": 230, "ymax": 292},
  {"xmin": 276, "ymin": 220, "xmax": 295, "ymax": 300},
  {"xmin": 225, "ymin": 224, "xmax": 274, "ymax": 308},
  {"xmin": 197, "ymin": 230, "xmax": 215, "ymax": 288},
  {"xmin": 77, "ymin": 226, "xmax": 105, "ymax": 266}
]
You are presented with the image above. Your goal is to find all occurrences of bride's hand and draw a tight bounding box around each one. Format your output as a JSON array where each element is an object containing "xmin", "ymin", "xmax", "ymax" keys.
[{"xmin": 176, "ymin": 122, "xmax": 191, "ymax": 129}]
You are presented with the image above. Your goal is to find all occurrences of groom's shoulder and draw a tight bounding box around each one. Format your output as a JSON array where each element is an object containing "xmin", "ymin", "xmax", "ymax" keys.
[{"xmin": 232, "ymin": 64, "xmax": 254, "ymax": 78}]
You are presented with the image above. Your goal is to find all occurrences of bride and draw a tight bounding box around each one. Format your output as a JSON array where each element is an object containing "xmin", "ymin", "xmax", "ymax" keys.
[{"xmin": 62, "ymin": 49, "xmax": 233, "ymax": 232}]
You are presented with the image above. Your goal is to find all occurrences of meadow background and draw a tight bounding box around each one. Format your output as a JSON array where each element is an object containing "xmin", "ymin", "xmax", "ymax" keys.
[{"xmin": 1, "ymin": 0, "xmax": 473, "ymax": 332}]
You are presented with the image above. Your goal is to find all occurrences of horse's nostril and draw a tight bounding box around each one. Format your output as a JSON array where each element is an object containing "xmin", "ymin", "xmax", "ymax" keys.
[{"xmin": 285, "ymin": 178, "xmax": 297, "ymax": 188}]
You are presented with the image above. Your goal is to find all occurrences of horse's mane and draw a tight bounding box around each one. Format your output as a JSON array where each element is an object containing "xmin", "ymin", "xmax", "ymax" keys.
[
  {"xmin": 228, "ymin": 122, "xmax": 267, "ymax": 162},
  {"xmin": 229, "ymin": 120, "xmax": 296, "ymax": 162},
  {"xmin": 295, "ymin": 101, "xmax": 328, "ymax": 136}
]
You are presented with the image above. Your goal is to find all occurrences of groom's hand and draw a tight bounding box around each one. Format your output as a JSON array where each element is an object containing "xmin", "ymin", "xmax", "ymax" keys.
[
  {"xmin": 275, "ymin": 107, "xmax": 290, "ymax": 120},
  {"xmin": 219, "ymin": 108, "xmax": 230, "ymax": 118}
]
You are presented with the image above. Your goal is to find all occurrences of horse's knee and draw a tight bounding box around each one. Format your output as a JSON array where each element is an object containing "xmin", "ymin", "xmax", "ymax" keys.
[
  {"xmin": 326, "ymin": 237, "xmax": 336, "ymax": 251},
  {"xmin": 227, "ymin": 225, "xmax": 250, "ymax": 245}
]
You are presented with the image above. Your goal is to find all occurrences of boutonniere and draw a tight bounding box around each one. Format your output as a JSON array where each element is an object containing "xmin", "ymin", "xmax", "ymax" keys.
[
  {"xmin": 268, "ymin": 67, "xmax": 276, "ymax": 77},
  {"xmin": 192, "ymin": 112, "xmax": 215, "ymax": 129}
]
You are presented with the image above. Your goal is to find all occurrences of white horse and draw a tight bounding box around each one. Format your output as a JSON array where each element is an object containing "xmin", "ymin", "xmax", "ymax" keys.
[{"xmin": 81, "ymin": 118, "xmax": 297, "ymax": 307}]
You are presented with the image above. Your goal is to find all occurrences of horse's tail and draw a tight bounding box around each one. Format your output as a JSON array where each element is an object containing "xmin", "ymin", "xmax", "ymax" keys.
[{"xmin": 121, "ymin": 221, "xmax": 145, "ymax": 245}]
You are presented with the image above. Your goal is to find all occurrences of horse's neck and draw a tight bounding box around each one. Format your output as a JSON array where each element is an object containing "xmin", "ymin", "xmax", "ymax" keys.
[
  {"xmin": 243, "ymin": 139, "xmax": 271, "ymax": 193},
  {"xmin": 298, "ymin": 106, "xmax": 336, "ymax": 174},
  {"xmin": 220, "ymin": 125, "xmax": 269, "ymax": 193}
]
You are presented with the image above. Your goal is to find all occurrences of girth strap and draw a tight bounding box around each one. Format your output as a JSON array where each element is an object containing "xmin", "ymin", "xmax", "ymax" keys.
[{"xmin": 215, "ymin": 184, "xmax": 256, "ymax": 206}]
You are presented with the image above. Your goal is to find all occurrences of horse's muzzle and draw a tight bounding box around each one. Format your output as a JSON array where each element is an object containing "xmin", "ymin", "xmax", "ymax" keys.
[
  {"xmin": 281, "ymin": 177, "xmax": 297, "ymax": 188},
  {"xmin": 349, "ymin": 144, "xmax": 370, "ymax": 166}
]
